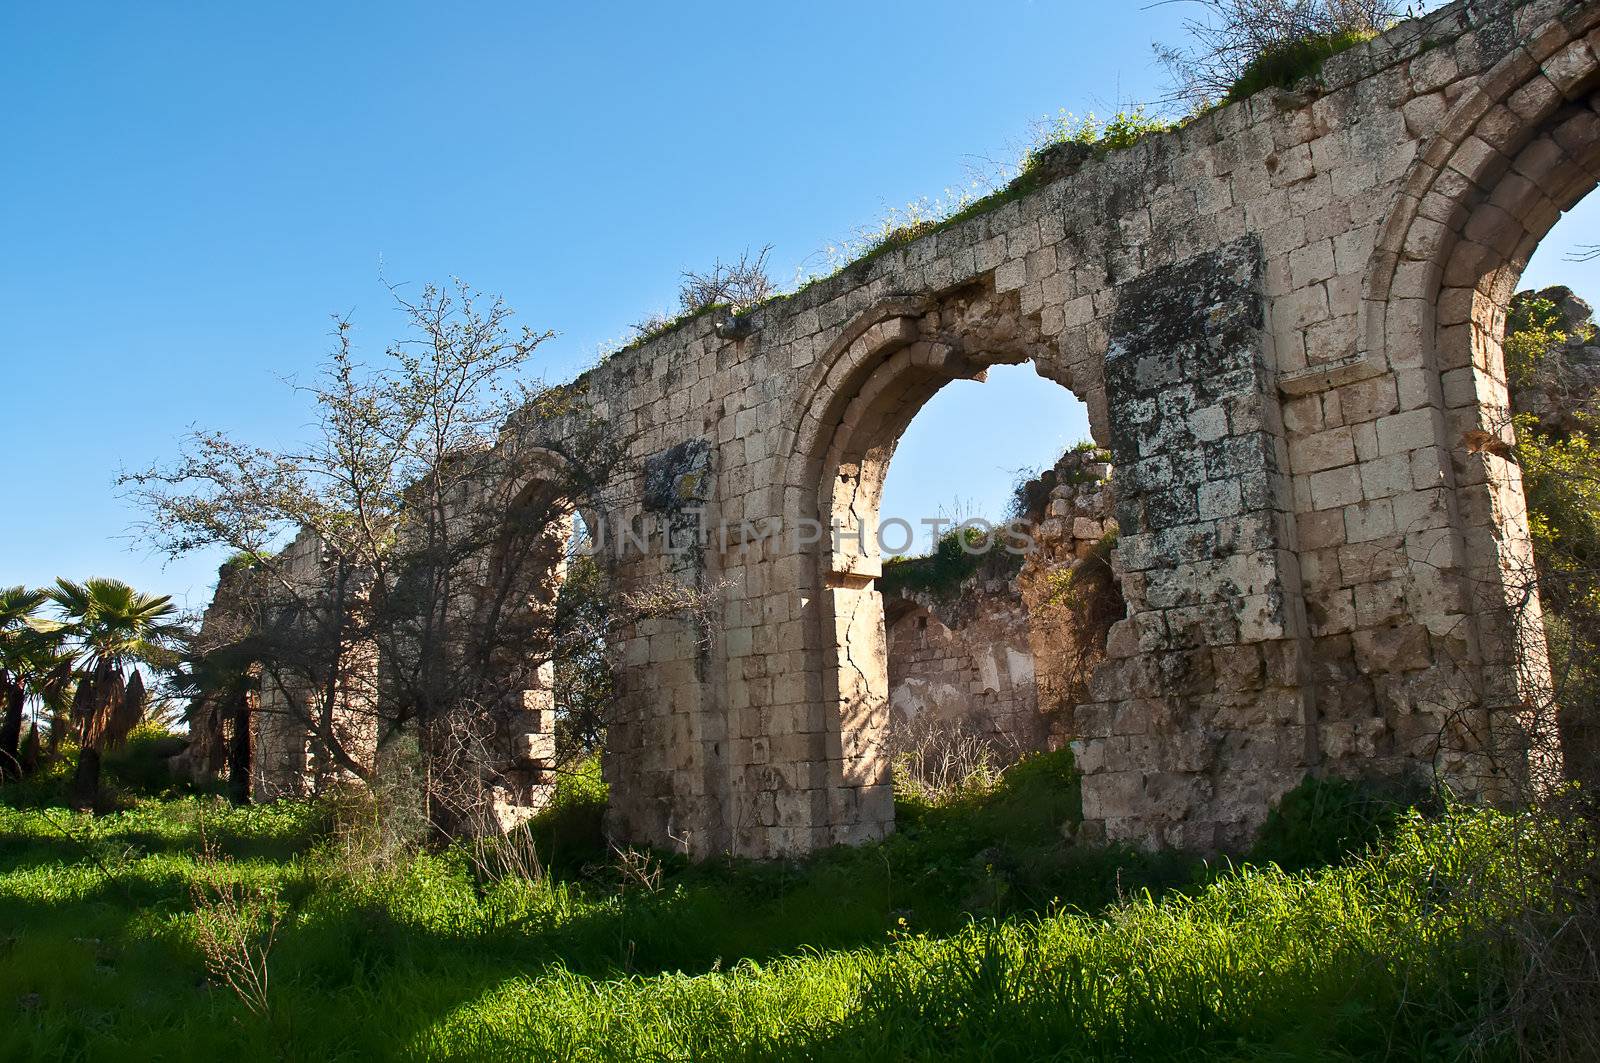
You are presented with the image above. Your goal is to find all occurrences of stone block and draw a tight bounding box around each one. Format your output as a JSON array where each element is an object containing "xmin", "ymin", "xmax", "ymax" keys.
[
  {"xmin": 1375, "ymin": 408, "xmax": 1439, "ymax": 456},
  {"xmin": 1289, "ymin": 426, "xmax": 1356, "ymax": 473},
  {"xmin": 1310, "ymin": 465, "xmax": 1363, "ymax": 510},
  {"xmin": 1197, "ymin": 479, "xmax": 1244, "ymax": 520},
  {"xmin": 1352, "ymin": 623, "xmax": 1433, "ymax": 674},
  {"xmin": 1344, "ymin": 498, "xmax": 1396, "ymax": 543}
]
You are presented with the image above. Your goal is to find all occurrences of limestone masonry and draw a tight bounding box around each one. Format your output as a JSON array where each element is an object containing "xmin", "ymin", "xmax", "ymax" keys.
[{"xmin": 231, "ymin": 0, "xmax": 1600, "ymax": 857}]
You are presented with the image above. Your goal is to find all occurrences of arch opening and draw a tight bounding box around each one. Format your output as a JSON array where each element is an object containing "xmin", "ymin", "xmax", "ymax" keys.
[
  {"xmin": 449, "ymin": 472, "xmax": 610, "ymax": 830},
  {"xmin": 791, "ymin": 284, "xmax": 1115, "ymax": 846},
  {"xmin": 878, "ymin": 365, "xmax": 1100, "ymax": 787},
  {"xmin": 1438, "ymin": 90, "xmax": 1600, "ymax": 791},
  {"xmin": 1362, "ymin": 28, "xmax": 1600, "ymax": 800}
]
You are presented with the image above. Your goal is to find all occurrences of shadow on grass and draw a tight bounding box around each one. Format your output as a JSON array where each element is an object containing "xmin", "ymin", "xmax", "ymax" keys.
[{"xmin": 0, "ymin": 759, "xmax": 1422, "ymax": 1060}]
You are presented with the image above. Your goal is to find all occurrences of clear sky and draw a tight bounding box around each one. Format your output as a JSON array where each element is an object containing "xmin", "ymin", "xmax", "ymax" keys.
[{"xmin": 3, "ymin": 2, "xmax": 1595, "ymax": 614}]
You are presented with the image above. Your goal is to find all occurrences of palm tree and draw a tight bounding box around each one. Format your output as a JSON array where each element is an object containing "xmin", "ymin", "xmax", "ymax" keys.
[
  {"xmin": 170, "ymin": 642, "xmax": 259, "ymax": 805},
  {"xmin": 50, "ymin": 578, "xmax": 185, "ymax": 809},
  {"xmin": 0, "ymin": 586, "xmax": 69, "ymax": 779},
  {"xmin": 19, "ymin": 642, "xmax": 75, "ymax": 773}
]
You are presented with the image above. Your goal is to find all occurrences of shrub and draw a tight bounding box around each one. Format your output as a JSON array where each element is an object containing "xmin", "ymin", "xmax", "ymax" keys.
[
  {"xmin": 1223, "ymin": 27, "xmax": 1377, "ymax": 100},
  {"xmin": 1247, "ymin": 773, "xmax": 1414, "ymax": 872},
  {"xmin": 677, "ymin": 245, "xmax": 776, "ymax": 314},
  {"xmin": 101, "ymin": 722, "xmax": 187, "ymax": 797},
  {"xmin": 1155, "ymin": 0, "xmax": 1400, "ymax": 108},
  {"xmin": 1504, "ymin": 293, "xmax": 1569, "ymax": 389},
  {"xmin": 526, "ymin": 755, "xmax": 608, "ymax": 866},
  {"xmin": 880, "ymin": 526, "xmax": 1020, "ymax": 601},
  {"xmin": 631, "ymin": 247, "xmax": 778, "ymax": 344}
]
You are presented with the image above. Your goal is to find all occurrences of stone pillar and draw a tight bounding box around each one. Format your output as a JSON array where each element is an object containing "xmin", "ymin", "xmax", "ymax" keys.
[
  {"xmin": 602, "ymin": 438, "xmax": 731, "ymax": 856},
  {"xmin": 1076, "ymin": 237, "xmax": 1315, "ymax": 851}
]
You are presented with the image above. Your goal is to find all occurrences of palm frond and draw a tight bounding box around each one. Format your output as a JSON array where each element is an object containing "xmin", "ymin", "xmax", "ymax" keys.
[
  {"xmin": 49, "ymin": 578, "xmax": 92, "ymax": 619},
  {"xmin": 0, "ymin": 586, "xmax": 49, "ymax": 625},
  {"xmin": 37, "ymin": 660, "xmax": 77, "ymax": 714}
]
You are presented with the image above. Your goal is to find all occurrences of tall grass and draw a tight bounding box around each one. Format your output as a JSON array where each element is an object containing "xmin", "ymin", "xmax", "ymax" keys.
[
  {"xmin": 420, "ymin": 809, "xmax": 1565, "ymax": 1061},
  {"xmin": 0, "ymin": 765, "xmax": 1581, "ymax": 1061}
]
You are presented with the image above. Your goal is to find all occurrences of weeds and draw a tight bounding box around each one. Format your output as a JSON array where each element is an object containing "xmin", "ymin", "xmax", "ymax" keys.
[
  {"xmin": 890, "ymin": 716, "xmax": 1008, "ymax": 806},
  {"xmin": 607, "ymin": 843, "xmax": 665, "ymax": 895},
  {"xmin": 819, "ymin": 108, "xmax": 1173, "ymax": 279},
  {"xmin": 189, "ymin": 841, "xmax": 281, "ymax": 1018},
  {"xmin": 880, "ymin": 525, "xmax": 1022, "ymax": 601}
]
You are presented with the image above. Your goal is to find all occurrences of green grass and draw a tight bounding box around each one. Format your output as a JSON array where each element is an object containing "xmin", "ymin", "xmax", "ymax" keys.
[{"xmin": 0, "ymin": 753, "xmax": 1564, "ymax": 1061}]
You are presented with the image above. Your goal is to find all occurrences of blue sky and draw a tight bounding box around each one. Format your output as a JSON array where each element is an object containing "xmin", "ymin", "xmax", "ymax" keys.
[{"xmin": 3, "ymin": 2, "xmax": 1595, "ymax": 613}]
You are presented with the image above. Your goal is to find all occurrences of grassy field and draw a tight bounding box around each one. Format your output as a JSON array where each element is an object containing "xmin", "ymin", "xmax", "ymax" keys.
[{"xmin": 0, "ymin": 744, "xmax": 1564, "ymax": 1061}]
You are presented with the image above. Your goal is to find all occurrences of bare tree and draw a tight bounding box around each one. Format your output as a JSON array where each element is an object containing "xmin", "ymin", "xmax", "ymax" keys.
[
  {"xmin": 678, "ymin": 245, "xmax": 776, "ymax": 312},
  {"xmin": 633, "ymin": 246, "xmax": 778, "ymax": 340},
  {"xmin": 122, "ymin": 280, "xmax": 712, "ymax": 831}
]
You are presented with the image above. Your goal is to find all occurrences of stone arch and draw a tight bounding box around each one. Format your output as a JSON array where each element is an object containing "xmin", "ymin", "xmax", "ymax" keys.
[
  {"xmin": 1358, "ymin": 7, "xmax": 1600, "ymax": 355},
  {"xmin": 779, "ymin": 278, "xmax": 1099, "ymax": 846},
  {"xmin": 1354, "ymin": 10, "xmax": 1600, "ymax": 792},
  {"xmin": 1357, "ymin": 7, "xmax": 1600, "ymax": 396},
  {"xmin": 474, "ymin": 446, "xmax": 606, "ymax": 817},
  {"xmin": 481, "ymin": 447, "xmax": 591, "ymax": 642}
]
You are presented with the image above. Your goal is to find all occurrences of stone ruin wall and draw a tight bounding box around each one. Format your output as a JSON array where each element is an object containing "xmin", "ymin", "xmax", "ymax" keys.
[
  {"xmin": 1015, "ymin": 448, "xmax": 1121, "ymax": 736},
  {"xmin": 885, "ymin": 579, "xmax": 1042, "ymax": 752},
  {"xmin": 250, "ymin": 528, "xmax": 381, "ymax": 802},
  {"xmin": 201, "ymin": 0, "xmax": 1600, "ymax": 858},
  {"xmin": 169, "ymin": 559, "xmax": 256, "ymax": 787},
  {"xmin": 883, "ymin": 447, "xmax": 1117, "ymax": 757},
  {"xmin": 247, "ymin": 521, "xmax": 562, "ymax": 824},
  {"xmin": 565, "ymin": 0, "xmax": 1600, "ymax": 856}
]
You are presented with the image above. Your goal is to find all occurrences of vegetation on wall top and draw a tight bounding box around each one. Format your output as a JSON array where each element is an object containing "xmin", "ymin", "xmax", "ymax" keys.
[
  {"xmin": 1156, "ymin": 0, "xmax": 1402, "ymax": 107},
  {"xmin": 880, "ymin": 526, "xmax": 1024, "ymax": 601}
]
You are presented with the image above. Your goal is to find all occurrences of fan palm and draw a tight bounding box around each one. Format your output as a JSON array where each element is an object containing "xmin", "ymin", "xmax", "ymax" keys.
[
  {"xmin": 170, "ymin": 641, "xmax": 258, "ymax": 804},
  {"xmin": 0, "ymin": 586, "xmax": 69, "ymax": 778},
  {"xmin": 50, "ymin": 578, "xmax": 185, "ymax": 809}
]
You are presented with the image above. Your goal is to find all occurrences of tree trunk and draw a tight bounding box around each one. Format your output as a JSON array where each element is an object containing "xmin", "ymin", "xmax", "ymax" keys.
[
  {"xmin": 227, "ymin": 688, "xmax": 252, "ymax": 806},
  {"xmin": 71, "ymin": 746, "xmax": 103, "ymax": 811},
  {"xmin": 0, "ymin": 681, "xmax": 24, "ymax": 779},
  {"xmin": 19, "ymin": 723, "xmax": 39, "ymax": 775}
]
